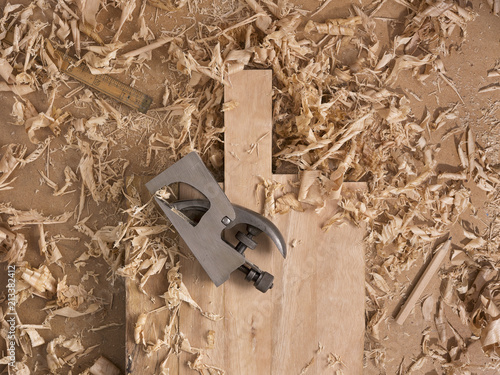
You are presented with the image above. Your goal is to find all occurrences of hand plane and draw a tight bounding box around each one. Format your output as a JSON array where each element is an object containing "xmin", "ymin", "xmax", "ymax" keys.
[{"xmin": 146, "ymin": 152, "xmax": 287, "ymax": 293}]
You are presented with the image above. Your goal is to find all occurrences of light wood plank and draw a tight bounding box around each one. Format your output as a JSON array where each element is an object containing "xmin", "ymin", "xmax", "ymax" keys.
[
  {"xmin": 223, "ymin": 70, "xmax": 275, "ymax": 374},
  {"xmin": 396, "ymin": 237, "xmax": 452, "ymax": 325},
  {"xmin": 223, "ymin": 70, "xmax": 364, "ymax": 374},
  {"xmin": 178, "ymin": 186, "xmax": 226, "ymax": 374},
  {"xmin": 125, "ymin": 177, "xmax": 178, "ymax": 375},
  {"xmin": 271, "ymin": 175, "xmax": 365, "ymax": 374}
]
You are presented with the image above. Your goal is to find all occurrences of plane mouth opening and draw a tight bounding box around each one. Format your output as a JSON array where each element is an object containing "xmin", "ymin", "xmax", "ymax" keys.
[{"xmin": 155, "ymin": 182, "xmax": 211, "ymax": 227}]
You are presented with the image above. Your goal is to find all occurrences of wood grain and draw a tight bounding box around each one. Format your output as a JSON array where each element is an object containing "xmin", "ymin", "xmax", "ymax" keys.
[
  {"xmin": 223, "ymin": 70, "xmax": 274, "ymax": 374},
  {"xmin": 125, "ymin": 177, "xmax": 178, "ymax": 375},
  {"xmin": 271, "ymin": 174, "xmax": 365, "ymax": 374}
]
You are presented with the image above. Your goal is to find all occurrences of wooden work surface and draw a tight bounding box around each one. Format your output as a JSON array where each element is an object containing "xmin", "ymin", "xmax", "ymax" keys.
[{"xmin": 178, "ymin": 70, "xmax": 366, "ymax": 374}]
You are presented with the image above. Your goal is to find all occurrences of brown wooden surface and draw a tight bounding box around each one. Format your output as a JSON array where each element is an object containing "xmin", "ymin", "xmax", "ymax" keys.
[
  {"xmin": 125, "ymin": 177, "xmax": 178, "ymax": 375},
  {"xmin": 177, "ymin": 70, "xmax": 365, "ymax": 374},
  {"xmin": 222, "ymin": 70, "xmax": 275, "ymax": 374},
  {"xmin": 271, "ymin": 175, "xmax": 365, "ymax": 374}
]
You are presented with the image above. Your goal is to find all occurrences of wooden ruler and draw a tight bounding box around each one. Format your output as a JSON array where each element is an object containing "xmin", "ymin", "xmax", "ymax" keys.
[
  {"xmin": 2, "ymin": 32, "xmax": 152, "ymax": 113},
  {"xmin": 48, "ymin": 45, "xmax": 153, "ymax": 113}
]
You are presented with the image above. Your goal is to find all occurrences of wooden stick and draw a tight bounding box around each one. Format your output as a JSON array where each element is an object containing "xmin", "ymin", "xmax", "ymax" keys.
[
  {"xmin": 396, "ymin": 237, "xmax": 452, "ymax": 325},
  {"xmin": 310, "ymin": 0, "xmax": 333, "ymax": 18}
]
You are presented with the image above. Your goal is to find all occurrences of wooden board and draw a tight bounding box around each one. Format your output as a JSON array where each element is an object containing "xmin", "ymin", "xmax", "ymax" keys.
[
  {"xmin": 177, "ymin": 70, "xmax": 365, "ymax": 374},
  {"xmin": 125, "ymin": 177, "xmax": 178, "ymax": 375},
  {"xmin": 222, "ymin": 70, "xmax": 275, "ymax": 374},
  {"xmin": 395, "ymin": 237, "xmax": 451, "ymax": 325},
  {"xmin": 270, "ymin": 177, "xmax": 365, "ymax": 373}
]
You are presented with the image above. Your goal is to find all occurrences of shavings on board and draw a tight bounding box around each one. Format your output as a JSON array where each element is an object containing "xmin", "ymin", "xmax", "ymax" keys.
[{"xmin": 0, "ymin": 0, "xmax": 498, "ymax": 373}]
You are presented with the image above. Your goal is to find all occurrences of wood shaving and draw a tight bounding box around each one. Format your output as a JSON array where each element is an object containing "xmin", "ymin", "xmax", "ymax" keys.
[
  {"xmin": 51, "ymin": 303, "xmax": 101, "ymax": 318},
  {"xmin": 188, "ymin": 351, "xmax": 225, "ymax": 375},
  {"xmin": 221, "ymin": 100, "xmax": 239, "ymax": 112},
  {"xmin": 421, "ymin": 295, "xmax": 435, "ymax": 322},
  {"xmin": 206, "ymin": 330, "xmax": 215, "ymax": 349},
  {"xmin": 327, "ymin": 352, "xmax": 346, "ymax": 374},
  {"xmin": 21, "ymin": 264, "xmax": 56, "ymax": 294},
  {"xmin": 89, "ymin": 356, "xmax": 121, "ymax": 375},
  {"xmin": 163, "ymin": 264, "xmax": 219, "ymax": 318},
  {"xmin": 149, "ymin": 0, "xmax": 188, "ymax": 12},
  {"xmin": 478, "ymin": 83, "xmax": 500, "ymax": 93},
  {"xmin": 46, "ymin": 335, "xmax": 87, "ymax": 373},
  {"xmin": 486, "ymin": 0, "xmax": 500, "ymax": 15},
  {"xmin": 0, "ymin": 224, "xmax": 27, "ymax": 264},
  {"xmin": 0, "ymin": 204, "xmax": 73, "ymax": 226},
  {"xmin": 305, "ymin": 16, "xmax": 362, "ymax": 36}
]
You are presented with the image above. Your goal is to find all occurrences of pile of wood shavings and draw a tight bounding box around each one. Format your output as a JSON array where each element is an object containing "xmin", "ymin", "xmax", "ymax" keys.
[{"xmin": 0, "ymin": 0, "xmax": 499, "ymax": 374}]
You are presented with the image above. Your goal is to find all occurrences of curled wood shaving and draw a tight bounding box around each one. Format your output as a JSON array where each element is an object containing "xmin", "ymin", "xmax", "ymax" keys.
[
  {"xmin": 134, "ymin": 312, "xmax": 147, "ymax": 346},
  {"xmin": 305, "ymin": 16, "xmax": 362, "ymax": 36},
  {"xmin": 479, "ymin": 83, "xmax": 500, "ymax": 93},
  {"xmin": 21, "ymin": 264, "xmax": 57, "ymax": 294},
  {"xmin": 321, "ymin": 211, "xmax": 345, "ymax": 232},
  {"xmin": 0, "ymin": 204, "xmax": 73, "ymax": 226},
  {"xmin": 51, "ymin": 303, "xmax": 101, "ymax": 318},
  {"xmin": 111, "ymin": 1, "xmax": 136, "ymax": 44},
  {"xmin": 22, "ymin": 103, "xmax": 71, "ymax": 144},
  {"xmin": 79, "ymin": 21, "xmax": 104, "ymax": 44},
  {"xmin": 298, "ymin": 170, "xmax": 324, "ymax": 208},
  {"xmin": 256, "ymin": 178, "xmax": 283, "ymax": 217},
  {"xmin": 0, "ymin": 225, "xmax": 27, "ymax": 264},
  {"xmin": 221, "ymin": 100, "xmax": 239, "ymax": 112},
  {"xmin": 481, "ymin": 319, "xmax": 500, "ymax": 356},
  {"xmin": 56, "ymin": 274, "xmax": 92, "ymax": 309},
  {"xmin": 275, "ymin": 193, "xmax": 303, "ymax": 214},
  {"xmin": 46, "ymin": 335, "xmax": 87, "ymax": 373},
  {"xmin": 244, "ymin": 0, "xmax": 272, "ymax": 32},
  {"xmin": 163, "ymin": 264, "xmax": 221, "ymax": 321},
  {"xmin": 187, "ymin": 351, "xmax": 225, "ymax": 375},
  {"xmin": 0, "ymin": 143, "xmax": 26, "ymax": 190},
  {"xmin": 74, "ymin": 0, "xmax": 101, "ymax": 27},
  {"xmin": 327, "ymin": 353, "xmax": 346, "ymax": 374},
  {"xmin": 421, "ymin": 295, "xmax": 435, "ymax": 322},
  {"xmin": 24, "ymin": 328, "xmax": 45, "ymax": 348},
  {"xmin": 488, "ymin": 0, "xmax": 500, "ymax": 15},
  {"xmin": 367, "ymin": 308, "xmax": 386, "ymax": 341}
]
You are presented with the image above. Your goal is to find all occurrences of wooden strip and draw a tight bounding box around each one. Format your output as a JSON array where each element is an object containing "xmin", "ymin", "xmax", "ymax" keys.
[
  {"xmin": 396, "ymin": 237, "xmax": 452, "ymax": 325},
  {"xmin": 51, "ymin": 47, "xmax": 153, "ymax": 113},
  {"xmin": 178, "ymin": 185, "xmax": 226, "ymax": 374},
  {"xmin": 223, "ymin": 70, "xmax": 365, "ymax": 373},
  {"xmin": 223, "ymin": 70, "xmax": 274, "ymax": 374},
  {"xmin": 125, "ymin": 177, "xmax": 178, "ymax": 374},
  {"xmin": 177, "ymin": 178, "xmax": 366, "ymax": 373}
]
